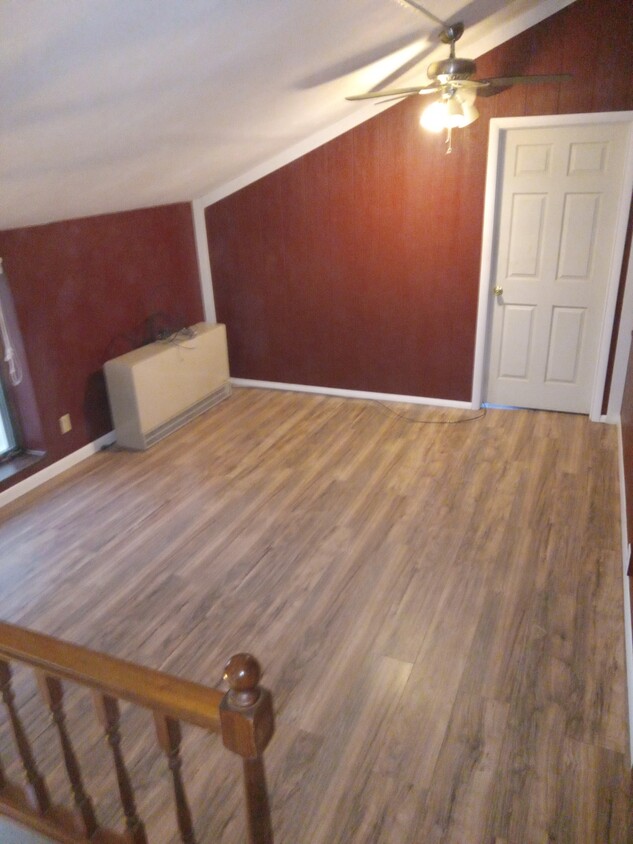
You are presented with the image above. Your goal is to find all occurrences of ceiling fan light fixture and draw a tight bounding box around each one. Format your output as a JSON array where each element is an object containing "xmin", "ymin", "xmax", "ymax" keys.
[
  {"xmin": 445, "ymin": 95, "xmax": 465, "ymax": 123},
  {"xmin": 347, "ymin": 17, "xmax": 572, "ymax": 135},
  {"xmin": 420, "ymin": 88, "xmax": 479, "ymax": 133},
  {"xmin": 459, "ymin": 102, "xmax": 479, "ymax": 127},
  {"xmin": 419, "ymin": 100, "xmax": 449, "ymax": 132},
  {"xmin": 455, "ymin": 86, "xmax": 476, "ymax": 107}
]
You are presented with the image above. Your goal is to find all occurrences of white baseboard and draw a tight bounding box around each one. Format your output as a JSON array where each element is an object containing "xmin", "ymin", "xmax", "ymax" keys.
[
  {"xmin": 230, "ymin": 378, "xmax": 474, "ymax": 409},
  {"xmin": 616, "ymin": 417, "xmax": 633, "ymax": 765},
  {"xmin": 0, "ymin": 431, "xmax": 116, "ymax": 511}
]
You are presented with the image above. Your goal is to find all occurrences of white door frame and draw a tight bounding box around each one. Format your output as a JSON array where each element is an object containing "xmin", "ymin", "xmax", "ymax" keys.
[{"xmin": 472, "ymin": 112, "xmax": 633, "ymax": 421}]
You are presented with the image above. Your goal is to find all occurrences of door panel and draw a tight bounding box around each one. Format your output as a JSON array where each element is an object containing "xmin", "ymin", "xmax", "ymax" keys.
[
  {"xmin": 507, "ymin": 194, "xmax": 547, "ymax": 277},
  {"xmin": 545, "ymin": 307, "xmax": 585, "ymax": 382},
  {"xmin": 499, "ymin": 305, "xmax": 535, "ymax": 379},
  {"xmin": 568, "ymin": 141, "xmax": 608, "ymax": 174},
  {"xmin": 515, "ymin": 142, "xmax": 551, "ymax": 175},
  {"xmin": 557, "ymin": 193, "xmax": 599, "ymax": 279},
  {"xmin": 486, "ymin": 122, "xmax": 629, "ymax": 413}
]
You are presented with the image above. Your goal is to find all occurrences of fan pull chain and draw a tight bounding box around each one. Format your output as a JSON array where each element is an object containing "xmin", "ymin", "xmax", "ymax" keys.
[{"xmin": 446, "ymin": 127, "xmax": 453, "ymax": 154}]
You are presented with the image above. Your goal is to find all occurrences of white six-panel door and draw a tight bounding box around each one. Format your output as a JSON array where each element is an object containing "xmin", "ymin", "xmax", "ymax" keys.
[{"xmin": 485, "ymin": 122, "xmax": 629, "ymax": 413}]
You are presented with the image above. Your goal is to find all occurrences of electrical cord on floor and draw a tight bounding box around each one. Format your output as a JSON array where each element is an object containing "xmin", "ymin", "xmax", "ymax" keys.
[{"xmin": 372, "ymin": 401, "xmax": 487, "ymax": 425}]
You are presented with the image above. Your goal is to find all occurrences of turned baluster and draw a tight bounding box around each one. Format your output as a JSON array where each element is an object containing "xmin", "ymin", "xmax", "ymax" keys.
[
  {"xmin": 93, "ymin": 693, "xmax": 147, "ymax": 844},
  {"xmin": 0, "ymin": 659, "xmax": 50, "ymax": 813},
  {"xmin": 220, "ymin": 654, "xmax": 274, "ymax": 844},
  {"xmin": 37, "ymin": 672, "xmax": 98, "ymax": 837},
  {"xmin": 154, "ymin": 713, "xmax": 196, "ymax": 844}
]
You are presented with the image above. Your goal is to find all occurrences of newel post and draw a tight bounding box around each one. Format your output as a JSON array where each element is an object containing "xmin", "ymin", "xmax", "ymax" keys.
[{"xmin": 220, "ymin": 654, "xmax": 274, "ymax": 844}]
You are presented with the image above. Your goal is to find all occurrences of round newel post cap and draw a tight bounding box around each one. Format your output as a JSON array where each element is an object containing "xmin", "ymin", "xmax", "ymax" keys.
[{"xmin": 223, "ymin": 653, "xmax": 261, "ymax": 707}]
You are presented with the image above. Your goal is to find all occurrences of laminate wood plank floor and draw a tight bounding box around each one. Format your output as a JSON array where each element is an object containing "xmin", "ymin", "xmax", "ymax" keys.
[{"xmin": 0, "ymin": 387, "xmax": 630, "ymax": 843}]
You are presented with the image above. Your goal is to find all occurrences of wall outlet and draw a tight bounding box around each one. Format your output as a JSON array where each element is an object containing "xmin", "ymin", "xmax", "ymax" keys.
[{"xmin": 59, "ymin": 414, "xmax": 72, "ymax": 434}]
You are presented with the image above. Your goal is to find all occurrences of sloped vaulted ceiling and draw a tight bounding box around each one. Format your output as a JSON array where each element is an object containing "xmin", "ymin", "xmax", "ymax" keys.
[{"xmin": 1, "ymin": 0, "xmax": 575, "ymax": 230}]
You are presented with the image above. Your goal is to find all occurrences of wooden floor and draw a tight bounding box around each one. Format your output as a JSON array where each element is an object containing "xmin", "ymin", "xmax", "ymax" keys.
[{"xmin": 0, "ymin": 387, "xmax": 631, "ymax": 843}]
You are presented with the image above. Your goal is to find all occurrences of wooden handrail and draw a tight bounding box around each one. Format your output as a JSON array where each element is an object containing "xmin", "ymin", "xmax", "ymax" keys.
[
  {"xmin": 0, "ymin": 621, "xmax": 274, "ymax": 843},
  {"xmin": 0, "ymin": 621, "xmax": 224, "ymax": 730}
]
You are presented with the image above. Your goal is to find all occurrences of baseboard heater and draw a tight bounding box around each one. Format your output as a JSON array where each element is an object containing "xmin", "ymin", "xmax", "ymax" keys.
[{"xmin": 104, "ymin": 322, "xmax": 231, "ymax": 450}]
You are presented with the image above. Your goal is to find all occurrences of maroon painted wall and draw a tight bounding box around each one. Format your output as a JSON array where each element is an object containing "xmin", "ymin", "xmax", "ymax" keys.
[
  {"xmin": 206, "ymin": 0, "xmax": 633, "ymax": 400},
  {"xmin": 0, "ymin": 203, "xmax": 204, "ymax": 490}
]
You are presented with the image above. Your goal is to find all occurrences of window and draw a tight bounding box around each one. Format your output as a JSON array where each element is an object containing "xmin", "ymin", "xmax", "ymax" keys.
[
  {"xmin": 0, "ymin": 378, "xmax": 18, "ymax": 457},
  {"xmin": 0, "ymin": 260, "xmax": 23, "ymax": 459}
]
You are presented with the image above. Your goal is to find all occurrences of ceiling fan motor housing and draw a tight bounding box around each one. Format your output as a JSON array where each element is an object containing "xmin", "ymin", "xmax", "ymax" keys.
[{"xmin": 427, "ymin": 56, "xmax": 477, "ymax": 81}]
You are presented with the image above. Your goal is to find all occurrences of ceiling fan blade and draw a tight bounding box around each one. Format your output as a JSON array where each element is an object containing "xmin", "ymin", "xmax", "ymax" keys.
[
  {"xmin": 373, "ymin": 95, "xmax": 414, "ymax": 105},
  {"xmin": 480, "ymin": 73, "xmax": 573, "ymax": 87},
  {"xmin": 346, "ymin": 86, "xmax": 432, "ymax": 101},
  {"xmin": 298, "ymin": 32, "xmax": 427, "ymax": 88},
  {"xmin": 451, "ymin": 79, "xmax": 489, "ymax": 89}
]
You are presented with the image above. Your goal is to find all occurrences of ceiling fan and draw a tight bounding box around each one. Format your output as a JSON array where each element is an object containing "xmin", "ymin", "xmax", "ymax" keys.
[{"xmin": 346, "ymin": 15, "xmax": 571, "ymax": 150}]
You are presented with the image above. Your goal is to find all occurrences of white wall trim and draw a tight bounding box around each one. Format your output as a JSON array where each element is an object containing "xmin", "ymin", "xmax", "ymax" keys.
[
  {"xmin": 607, "ymin": 238, "xmax": 633, "ymax": 420},
  {"xmin": 0, "ymin": 432, "xmax": 116, "ymax": 511},
  {"xmin": 616, "ymin": 417, "xmax": 633, "ymax": 765},
  {"xmin": 230, "ymin": 378, "xmax": 473, "ymax": 409},
  {"xmin": 471, "ymin": 119, "xmax": 503, "ymax": 409},
  {"xmin": 191, "ymin": 200, "xmax": 216, "ymax": 323},
  {"xmin": 472, "ymin": 112, "xmax": 633, "ymax": 421}
]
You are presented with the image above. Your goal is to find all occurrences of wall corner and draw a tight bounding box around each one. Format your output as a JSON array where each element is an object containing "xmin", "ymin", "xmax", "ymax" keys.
[{"xmin": 191, "ymin": 199, "xmax": 216, "ymax": 323}]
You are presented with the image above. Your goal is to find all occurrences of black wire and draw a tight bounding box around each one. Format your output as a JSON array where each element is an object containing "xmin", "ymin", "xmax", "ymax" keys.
[
  {"xmin": 372, "ymin": 400, "xmax": 487, "ymax": 425},
  {"xmin": 103, "ymin": 311, "xmax": 187, "ymax": 362},
  {"xmin": 159, "ymin": 327, "xmax": 198, "ymax": 348}
]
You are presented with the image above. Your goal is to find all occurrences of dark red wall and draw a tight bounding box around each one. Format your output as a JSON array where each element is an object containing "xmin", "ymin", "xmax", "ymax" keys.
[
  {"xmin": 0, "ymin": 203, "xmax": 204, "ymax": 488},
  {"xmin": 206, "ymin": 0, "xmax": 633, "ymax": 400}
]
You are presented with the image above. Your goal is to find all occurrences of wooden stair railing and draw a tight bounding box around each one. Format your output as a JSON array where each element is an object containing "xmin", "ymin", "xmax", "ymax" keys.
[{"xmin": 0, "ymin": 621, "xmax": 274, "ymax": 844}]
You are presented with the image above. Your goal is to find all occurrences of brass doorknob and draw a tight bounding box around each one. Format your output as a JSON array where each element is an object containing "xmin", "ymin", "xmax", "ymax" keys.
[{"xmin": 493, "ymin": 285, "xmax": 503, "ymax": 297}]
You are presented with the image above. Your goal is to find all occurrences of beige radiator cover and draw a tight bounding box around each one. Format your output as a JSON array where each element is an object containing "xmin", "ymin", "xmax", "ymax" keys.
[{"xmin": 104, "ymin": 322, "xmax": 230, "ymax": 450}]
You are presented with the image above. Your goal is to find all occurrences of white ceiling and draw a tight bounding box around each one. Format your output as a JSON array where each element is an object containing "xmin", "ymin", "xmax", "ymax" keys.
[{"xmin": 0, "ymin": 0, "xmax": 574, "ymax": 230}]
